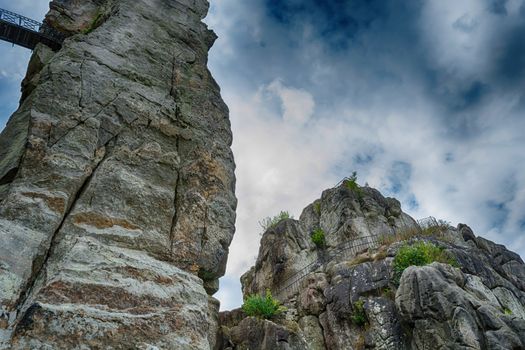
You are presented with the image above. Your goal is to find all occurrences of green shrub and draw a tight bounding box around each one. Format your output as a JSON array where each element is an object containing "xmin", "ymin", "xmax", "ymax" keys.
[
  {"xmin": 311, "ymin": 228, "xmax": 326, "ymax": 248},
  {"xmin": 242, "ymin": 290, "xmax": 285, "ymax": 319},
  {"xmin": 392, "ymin": 241, "xmax": 458, "ymax": 284},
  {"xmin": 504, "ymin": 308, "xmax": 513, "ymax": 315},
  {"xmin": 259, "ymin": 211, "xmax": 293, "ymax": 231},
  {"xmin": 344, "ymin": 171, "xmax": 364, "ymax": 199},
  {"xmin": 314, "ymin": 201, "xmax": 321, "ymax": 215},
  {"xmin": 351, "ymin": 300, "xmax": 367, "ymax": 326}
]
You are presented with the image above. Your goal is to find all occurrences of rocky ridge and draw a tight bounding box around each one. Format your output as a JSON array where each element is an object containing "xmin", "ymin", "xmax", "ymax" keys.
[
  {"xmin": 218, "ymin": 183, "xmax": 525, "ymax": 350},
  {"xmin": 0, "ymin": 0, "xmax": 235, "ymax": 349}
]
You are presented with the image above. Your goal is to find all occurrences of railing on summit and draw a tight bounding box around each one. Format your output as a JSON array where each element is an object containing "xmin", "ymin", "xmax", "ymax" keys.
[
  {"xmin": 0, "ymin": 8, "xmax": 64, "ymax": 50},
  {"xmin": 273, "ymin": 218, "xmax": 438, "ymax": 301},
  {"xmin": 417, "ymin": 216, "xmax": 439, "ymax": 229}
]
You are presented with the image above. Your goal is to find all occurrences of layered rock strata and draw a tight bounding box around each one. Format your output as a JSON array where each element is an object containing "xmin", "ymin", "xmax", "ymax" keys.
[
  {"xmin": 219, "ymin": 184, "xmax": 525, "ymax": 350},
  {"xmin": 0, "ymin": 0, "xmax": 236, "ymax": 348}
]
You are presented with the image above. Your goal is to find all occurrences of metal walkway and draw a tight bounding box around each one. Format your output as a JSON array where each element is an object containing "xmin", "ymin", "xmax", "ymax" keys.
[
  {"xmin": 0, "ymin": 8, "xmax": 63, "ymax": 50},
  {"xmin": 274, "ymin": 217, "xmax": 438, "ymax": 300}
]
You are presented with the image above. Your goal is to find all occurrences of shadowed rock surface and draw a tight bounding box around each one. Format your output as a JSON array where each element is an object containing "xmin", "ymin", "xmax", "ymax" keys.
[
  {"xmin": 219, "ymin": 183, "xmax": 525, "ymax": 350},
  {"xmin": 0, "ymin": 0, "xmax": 236, "ymax": 348}
]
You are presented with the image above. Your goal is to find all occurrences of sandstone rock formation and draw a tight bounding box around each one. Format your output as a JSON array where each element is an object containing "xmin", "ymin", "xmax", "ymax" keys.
[
  {"xmin": 219, "ymin": 183, "xmax": 525, "ymax": 350},
  {"xmin": 0, "ymin": 0, "xmax": 236, "ymax": 348}
]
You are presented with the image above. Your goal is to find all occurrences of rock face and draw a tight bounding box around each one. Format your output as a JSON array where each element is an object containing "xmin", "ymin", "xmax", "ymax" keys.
[
  {"xmin": 220, "ymin": 183, "xmax": 525, "ymax": 350},
  {"xmin": 0, "ymin": 0, "xmax": 236, "ymax": 349},
  {"xmin": 241, "ymin": 185, "xmax": 417, "ymax": 299}
]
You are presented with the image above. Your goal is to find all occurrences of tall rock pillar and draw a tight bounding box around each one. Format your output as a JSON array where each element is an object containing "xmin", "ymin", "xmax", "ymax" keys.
[{"xmin": 0, "ymin": 0, "xmax": 236, "ymax": 348}]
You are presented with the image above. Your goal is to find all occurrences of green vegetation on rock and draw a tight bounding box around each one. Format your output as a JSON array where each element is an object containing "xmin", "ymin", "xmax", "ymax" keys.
[
  {"xmin": 344, "ymin": 171, "xmax": 364, "ymax": 199},
  {"xmin": 242, "ymin": 290, "xmax": 285, "ymax": 319},
  {"xmin": 259, "ymin": 211, "xmax": 293, "ymax": 231},
  {"xmin": 311, "ymin": 228, "xmax": 326, "ymax": 248},
  {"xmin": 351, "ymin": 300, "xmax": 367, "ymax": 326},
  {"xmin": 379, "ymin": 218, "xmax": 452, "ymax": 246},
  {"xmin": 393, "ymin": 241, "xmax": 458, "ymax": 284},
  {"xmin": 314, "ymin": 201, "xmax": 321, "ymax": 215},
  {"xmin": 83, "ymin": 12, "xmax": 104, "ymax": 34}
]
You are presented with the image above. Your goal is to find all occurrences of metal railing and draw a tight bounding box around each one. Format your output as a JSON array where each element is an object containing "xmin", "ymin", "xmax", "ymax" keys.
[
  {"xmin": 0, "ymin": 8, "xmax": 41, "ymax": 32},
  {"xmin": 273, "ymin": 217, "xmax": 438, "ymax": 300},
  {"xmin": 0, "ymin": 8, "xmax": 64, "ymax": 49},
  {"xmin": 274, "ymin": 234, "xmax": 382, "ymax": 300},
  {"xmin": 417, "ymin": 216, "xmax": 439, "ymax": 229}
]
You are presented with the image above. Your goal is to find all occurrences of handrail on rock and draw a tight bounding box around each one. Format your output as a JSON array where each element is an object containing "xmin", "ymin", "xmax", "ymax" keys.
[{"xmin": 273, "ymin": 217, "xmax": 439, "ymax": 300}]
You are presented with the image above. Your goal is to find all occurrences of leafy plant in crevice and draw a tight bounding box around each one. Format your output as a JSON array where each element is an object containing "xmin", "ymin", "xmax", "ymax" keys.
[
  {"xmin": 259, "ymin": 211, "xmax": 293, "ymax": 232},
  {"xmin": 241, "ymin": 289, "xmax": 286, "ymax": 319},
  {"xmin": 392, "ymin": 241, "xmax": 458, "ymax": 284},
  {"xmin": 311, "ymin": 228, "xmax": 326, "ymax": 248},
  {"xmin": 504, "ymin": 308, "xmax": 513, "ymax": 315},
  {"xmin": 344, "ymin": 171, "xmax": 363, "ymax": 198},
  {"xmin": 381, "ymin": 286, "xmax": 396, "ymax": 300},
  {"xmin": 351, "ymin": 300, "xmax": 368, "ymax": 327}
]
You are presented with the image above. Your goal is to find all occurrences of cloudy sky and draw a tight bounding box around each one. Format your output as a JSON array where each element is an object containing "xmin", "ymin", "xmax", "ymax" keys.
[{"xmin": 1, "ymin": 0, "xmax": 524, "ymax": 311}]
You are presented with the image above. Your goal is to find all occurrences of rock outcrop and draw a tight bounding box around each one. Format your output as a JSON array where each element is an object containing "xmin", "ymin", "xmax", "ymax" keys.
[
  {"xmin": 220, "ymin": 183, "xmax": 525, "ymax": 350},
  {"xmin": 0, "ymin": 0, "xmax": 236, "ymax": 348}
]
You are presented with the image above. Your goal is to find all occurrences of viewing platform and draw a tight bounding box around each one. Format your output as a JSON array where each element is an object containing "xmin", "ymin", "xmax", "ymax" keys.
[{"xmin": 0, "ymin": 8, "xmax": 63, "ymax": 51}]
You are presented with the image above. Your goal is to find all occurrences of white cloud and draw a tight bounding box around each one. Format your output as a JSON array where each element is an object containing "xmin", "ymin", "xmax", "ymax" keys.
[{"xmin": 266, "ymin": 79, "xmax": 316, "ymax": 124}]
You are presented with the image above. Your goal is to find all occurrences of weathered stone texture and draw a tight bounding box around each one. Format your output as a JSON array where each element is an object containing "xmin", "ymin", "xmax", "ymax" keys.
[
  {"xmin": 0, "ymin": 0, "xmax": 236, "ymax": 348},
  {"xmin": 241, "ymin": 184, "xmax": 418, "ymax": 298},
  {"xmin": 223, "ymin": 183, "xmax": 525, "ymax": 350}
]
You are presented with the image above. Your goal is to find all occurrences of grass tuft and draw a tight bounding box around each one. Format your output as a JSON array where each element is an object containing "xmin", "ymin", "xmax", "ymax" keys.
[
  {"xmin": 314, "ymin": 201, "xmax": 321, "ymax": 215},
  {"xmin": 351, "ymin": 300, "xmax": 367, "ymax": 326},
  {"xmin": 259, "ymin": 211, "xmax": 293, "ymax": 232},
  {"xmin": 379, "ymin": 219, "xmax": 452, "ymax": 247}
]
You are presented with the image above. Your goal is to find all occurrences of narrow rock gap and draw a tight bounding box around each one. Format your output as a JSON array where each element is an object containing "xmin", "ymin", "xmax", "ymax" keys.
[
  {"xmin": 170, "ymin": 135, "xmax": 181, "ymax": 253},
  {"xmin": 0, "ymin": 168, "xmax": 19, "ymax": 186},
  {"xmin": 168, "ymin": 49, "xmax": 184, "ymax": 255},
  {"xmin": 202, "ymin": 204, "xmax": 209, "ymax": 250},
  {"xmin": 79, "ymin": 58, "xmax": 85, "ymax": 109}
]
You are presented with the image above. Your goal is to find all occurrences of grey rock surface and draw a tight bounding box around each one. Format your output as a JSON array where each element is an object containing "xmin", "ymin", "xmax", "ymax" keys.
[
  {"xmin": 241, "ymin": 184, "xmax": 418, "ymax": 299},
  {"xmin": 397, "ymin": 262, "xmax": 525, "ymax": 349},
  {"xmin": 0, "ymin": 0, "xmax": 236, "ymax": 348},
  {"xmin": 223, "ymin": 183, "xmax": 525, "ymax": 350},
  {"xmin": 229, "ymin": 317, "xmax": 308, "ymax": 350}
]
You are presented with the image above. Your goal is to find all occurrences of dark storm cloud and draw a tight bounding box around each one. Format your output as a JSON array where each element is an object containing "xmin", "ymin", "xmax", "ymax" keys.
[
  {"xmin": 487, "ymin": 0, "xmax": 509, "ymax": 15},
  {"xmin": 490, "ymin": 22, "xmax": 525, "ymax": 87},
  {"xmin": 221, "ymin": 0, "xmax": 524, "ymax": 133},
  {"xmin": 265, "ymin": 0, "xmax": 388, "ymax": 51},
  {"xmin": 216, "ymin": 0, "xmax": 426, "ymax": 108}
]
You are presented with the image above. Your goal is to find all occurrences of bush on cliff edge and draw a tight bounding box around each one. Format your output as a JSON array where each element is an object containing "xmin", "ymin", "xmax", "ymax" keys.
[
  {"xmin": 242, "ymin": 290, "xmax": 285, "ymax": 319},
  {"xmin": 393, "ymin": 241, "xmax": 458, "ymax": 284},
  {"xmin": 259, "ymin": 211, "xmax": 293, "ymax": 232}
]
